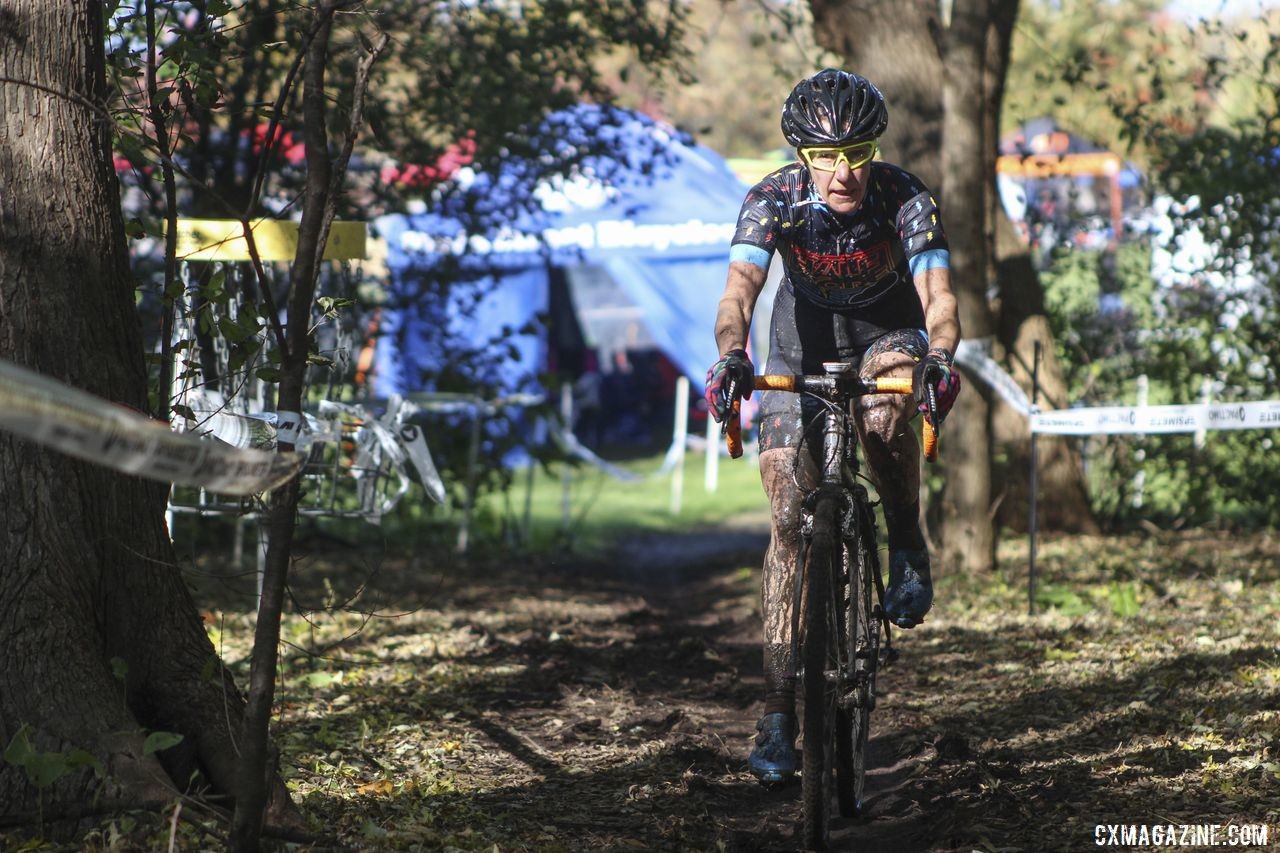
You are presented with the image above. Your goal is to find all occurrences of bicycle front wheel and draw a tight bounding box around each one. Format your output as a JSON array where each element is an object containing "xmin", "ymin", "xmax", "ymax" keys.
[
  {"xmin": 835, "ymin": 511, "xmax": 878, "ymax": 818},
  {"xmin": 801, "ymin": 491, "xmax": 842, "ymax": 851}
]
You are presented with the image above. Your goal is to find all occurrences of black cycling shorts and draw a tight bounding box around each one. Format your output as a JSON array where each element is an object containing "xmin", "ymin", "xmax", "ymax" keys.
[{"xmin": 757, "ymin": 281, "xmax": 928, "ymax": 453}]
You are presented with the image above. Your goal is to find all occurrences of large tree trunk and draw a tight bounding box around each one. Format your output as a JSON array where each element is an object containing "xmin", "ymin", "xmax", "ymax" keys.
[
  {"xmin": 938, "ymin": 0, "xmax": 997, "ymax": 573},
  {"xmin": 0, "ymin": 1, "xmax": 287, "ymax": 823}
]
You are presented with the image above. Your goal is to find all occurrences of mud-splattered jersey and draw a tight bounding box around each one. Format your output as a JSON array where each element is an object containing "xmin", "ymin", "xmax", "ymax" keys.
[{"xmin": 730, "ymin": 161, "xmax": 949, "ymax": 311}]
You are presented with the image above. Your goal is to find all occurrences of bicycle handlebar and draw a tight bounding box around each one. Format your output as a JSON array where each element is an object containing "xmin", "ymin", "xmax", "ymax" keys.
[{"xmin": 724, "ymin": 374, "xmax": 938, "ymax": 463}]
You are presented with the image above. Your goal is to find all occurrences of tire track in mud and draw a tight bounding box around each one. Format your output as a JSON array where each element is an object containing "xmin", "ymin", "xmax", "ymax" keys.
[{"xmin": 568, "ymin": 523, "xmax": 948, "ymax": 851}]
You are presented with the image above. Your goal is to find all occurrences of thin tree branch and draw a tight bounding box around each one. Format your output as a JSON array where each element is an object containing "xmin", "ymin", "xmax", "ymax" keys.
[{"xmin": 145, "ymin": 0, "xmax": 181, "ymax": 421}]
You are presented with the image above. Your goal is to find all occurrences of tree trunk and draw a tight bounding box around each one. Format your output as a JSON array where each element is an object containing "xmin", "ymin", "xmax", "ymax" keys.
[
  {"xmin": 0, "ymin": 1, "xmax": 290, "ymax": 822},
  {"xmin": 808, "ymin": 0, "xmax": 945, "ymax": 190},
  {"xmin": 938, "ymin": 0, "xmax": 997, "ymax": 573}
]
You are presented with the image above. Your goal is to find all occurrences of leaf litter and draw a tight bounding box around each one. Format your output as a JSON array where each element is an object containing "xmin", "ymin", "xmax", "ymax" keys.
[{"xmin": 114, "ymin": 528, "xmax": 1280, "ymax": 849}]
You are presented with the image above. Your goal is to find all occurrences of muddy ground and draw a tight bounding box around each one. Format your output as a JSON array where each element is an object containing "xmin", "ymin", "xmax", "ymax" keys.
[
  {"xmin": 267, "ymin": 517, "xmax": 954, "ymax": 852},
  {"xmin": 20, "ymin": 521, "xmax": 1279, "ymax": 851},
  {"xmin": 206, "ymin": 520, "xmax": 1276, "ymax": 852}
]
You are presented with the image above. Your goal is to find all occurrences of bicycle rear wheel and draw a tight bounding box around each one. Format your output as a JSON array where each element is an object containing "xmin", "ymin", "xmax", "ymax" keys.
[
  {"xmin": 835, "ymin": 509, "xmax": 878, "ymax": 818},
  {"xmin": 801, "ymin": 491, "xmax": 842, "ymax": 850}
]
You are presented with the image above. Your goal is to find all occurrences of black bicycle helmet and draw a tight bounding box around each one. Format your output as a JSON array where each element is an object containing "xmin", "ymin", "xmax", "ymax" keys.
[{"xmin": 781, "ymin": 69, "xmax": 888, "ymax": 148}]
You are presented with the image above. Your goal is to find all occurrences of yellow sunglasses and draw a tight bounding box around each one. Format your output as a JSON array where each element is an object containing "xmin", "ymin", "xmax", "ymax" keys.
[{"xmin": 799, "ymin": 140, "xmax": 878, "ymax": 172}]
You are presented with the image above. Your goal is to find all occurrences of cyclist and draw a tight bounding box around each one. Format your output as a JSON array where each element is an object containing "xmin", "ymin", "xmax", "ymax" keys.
[{"xmin": 703, "ymin": 68, "xmax": 962, "ymax": 784}]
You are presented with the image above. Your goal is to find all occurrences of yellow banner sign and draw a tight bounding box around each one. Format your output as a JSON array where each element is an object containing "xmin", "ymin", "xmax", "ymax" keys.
[
  {"xmin": 171, "ymin": 219, "xmax": 367, "ymax": 262},
  {"xmin": 997, "ymin": 152, "xmax": 1121, "ymax": 178}
]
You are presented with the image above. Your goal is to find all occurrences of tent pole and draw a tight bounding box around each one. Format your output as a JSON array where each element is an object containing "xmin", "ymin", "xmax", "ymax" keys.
[
  {"xmin": 704, "ymin": 408, "xmax": 719, "ymax": 492},
  {"xmin": 456, "ymin": 405, "xmax": 482, "ymax": 555},
  {"xmin": 671, "ymin": 376, "xmax": 688, "ymax": 514},
  {"xmin": 522, "ymin": 429, "xmax": 536, "ymax": 546},
  {"xmin": 560, "ymin": 383, "xmax": 574, "ymax": 535}
]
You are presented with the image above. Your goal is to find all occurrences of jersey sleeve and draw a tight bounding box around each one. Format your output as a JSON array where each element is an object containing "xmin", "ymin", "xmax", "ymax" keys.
[
  {"xmin": 729, "ymin": 175, "xmax": 788, "ymax": 271},
  {"xmin": 882, "ymin": 167, "xmax": 950, "ymax": 278}
]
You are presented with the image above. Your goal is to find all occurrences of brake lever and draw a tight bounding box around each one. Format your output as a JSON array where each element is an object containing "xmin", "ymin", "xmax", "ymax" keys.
[{"xmin": 719, "ymin": 376, "xmax": 739, "ymax": 436}]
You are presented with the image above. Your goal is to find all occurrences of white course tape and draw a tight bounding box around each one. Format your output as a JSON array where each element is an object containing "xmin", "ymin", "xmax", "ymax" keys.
[
  {"xmin": 955, "ymin": 338, "xmax": 1037, "ymax": 416},
  {"xmin": 545, "ymin": 414, "xmax": 686, "ymax": 482},
  {"xmin": 275, "ymin": 410, "xmax": 303, "ymax": 446},
  {"xmin": 1031, "ymin": 400, "xmax": 1280, "ymax": 435},
  {"xmin": 0, "ymin": 359, "xmax": 305, "ymax": 495},
  {"xmin": 943, "ymin": 339, "xmax": 1280, "ymax": 438}
]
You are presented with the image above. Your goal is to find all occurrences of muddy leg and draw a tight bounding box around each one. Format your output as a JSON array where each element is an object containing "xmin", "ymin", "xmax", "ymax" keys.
[
  {"xmin": 855, "ymin": 350, "xmax": 923, "ymax": 548},
  {"xmin": 856, "ymin": 348, "xmax": 934, "ymax": 626},
  {"xmin": 758, "ymin": 447, "xmax": 819, "ymax": 713}
]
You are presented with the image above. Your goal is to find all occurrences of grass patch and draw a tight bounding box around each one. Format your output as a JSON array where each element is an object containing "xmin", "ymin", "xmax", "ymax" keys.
[{"xmin": 345, "ymin": 447, "xmax": 773, "ymax": 558}]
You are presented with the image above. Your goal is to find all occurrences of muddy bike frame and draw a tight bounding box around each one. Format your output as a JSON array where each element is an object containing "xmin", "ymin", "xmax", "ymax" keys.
[{"xmin": 726, "ymin": 362, "xmax": 936, "ymax": 851}]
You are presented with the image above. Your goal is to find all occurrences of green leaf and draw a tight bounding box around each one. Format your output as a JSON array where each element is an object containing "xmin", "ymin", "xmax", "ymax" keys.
[
  {"xmin": 3, "ymin": 724, "xmax": 34, "ymax": 767},
  {"xmin": 218, "ymin": 316, "xmax": 249, "ymax": 344},
  {"xmin": 110, "ymin": 657, "xmax": 129, "ymax": 681},
  {"xmin": 65, "ymin": 748, "xmax": 105, "ymax": 778},
  {"xmin": 142, "ymin": 731, "xmax": 184, "ymax": 756},
  {"xmin": 236, "ymin": 311, "xmax": 263, "ymax": 337},
  {"xmin": 25, "ymin": 751, "xmax": 69, "ymax": 788},
  {"xmin": 255, "ymin": 367, "xmax": 283, "ymax": 383},
  {"xmin": 305, "ymin": 671, "xmax": 344, "ymax": 688},
  {"xmin": 201, "ymin": 271, "xmax": 227, "ymax": 304},
  {"xmin": 316, "ymin": 296, "xmax": 354, "ymax": 319},
  {"xmin": 3, "ymin": 726, "xmax": 73, "ymax": 789},
  {"xmin": 200, "ymin": 657, "xmax": 218, "ymax": 685},
  {"xmin": 1107, "ymin": 581, "xmax": 1141, "ymax": 618}
]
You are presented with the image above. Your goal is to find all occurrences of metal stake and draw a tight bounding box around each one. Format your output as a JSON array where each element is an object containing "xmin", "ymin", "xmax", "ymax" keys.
[{"xmin": 1028, "ymin": 340, "xmax": 1041, "ymax": 616}]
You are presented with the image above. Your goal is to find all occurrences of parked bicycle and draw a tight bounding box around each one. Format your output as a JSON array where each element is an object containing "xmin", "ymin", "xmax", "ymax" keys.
[{"xmin": 725, "ymin": 363, "xmax": 938, "ymax": 850}]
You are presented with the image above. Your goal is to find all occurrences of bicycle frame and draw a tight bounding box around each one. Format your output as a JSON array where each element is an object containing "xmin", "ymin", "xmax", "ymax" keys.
[{"xmin": 724, "ymin": 362, "xmax": 936, "ymax": 849}]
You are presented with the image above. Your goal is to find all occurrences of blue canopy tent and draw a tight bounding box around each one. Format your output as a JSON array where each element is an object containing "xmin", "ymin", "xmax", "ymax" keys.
[{"xmin": 370, "ymin": 106, "xmax": 752, "ymax": 404}]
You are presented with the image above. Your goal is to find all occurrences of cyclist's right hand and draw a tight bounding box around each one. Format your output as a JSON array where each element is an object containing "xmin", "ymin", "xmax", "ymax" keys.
[{"xmin": 704, "ymin": 348, "xmax": 754, "ymax": 422}]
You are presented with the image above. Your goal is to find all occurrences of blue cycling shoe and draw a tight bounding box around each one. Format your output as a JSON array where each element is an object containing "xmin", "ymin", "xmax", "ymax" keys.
[
  {"xmin": 748, "ymin": 712, "xmax": 798, "ymax": 784},
  {"xmin": 884, "ymin": 548, "xmax": 933, "ymax": 628}
]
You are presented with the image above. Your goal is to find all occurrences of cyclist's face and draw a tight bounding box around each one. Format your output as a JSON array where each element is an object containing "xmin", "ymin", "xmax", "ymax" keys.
[{"xmin": 809, "ymin": 155, "xmax": 870, "ymax": 215}]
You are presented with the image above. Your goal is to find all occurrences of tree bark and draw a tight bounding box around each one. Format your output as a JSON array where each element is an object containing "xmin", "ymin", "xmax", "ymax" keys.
[
  {"xmin": 0, "ymin": 0, "xmax": 291, "ymax": 822},
  {"xmin": 938, "ymin": 0, "xmax": 997, "ymax": 573}
]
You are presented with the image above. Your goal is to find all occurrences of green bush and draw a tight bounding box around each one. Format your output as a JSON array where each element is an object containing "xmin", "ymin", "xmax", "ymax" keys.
[{"xmin": 1040, "ymin": 237, "xmax": 1279, "ymax": 530}]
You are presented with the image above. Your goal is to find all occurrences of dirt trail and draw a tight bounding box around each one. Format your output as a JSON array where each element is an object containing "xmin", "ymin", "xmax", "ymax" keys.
[
  {"xmin": 193, "ymin": 525, "xmax": 1280, "ymax": 851},
  {"xmin": 344, "ymin": 518, "xmax": 948, "ymax": 852}
]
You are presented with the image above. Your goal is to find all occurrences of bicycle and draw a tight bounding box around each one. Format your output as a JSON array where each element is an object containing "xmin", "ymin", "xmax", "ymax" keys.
[{"xmin": 725, "ymin": 362, "xmax": 938, "ymax": 851}]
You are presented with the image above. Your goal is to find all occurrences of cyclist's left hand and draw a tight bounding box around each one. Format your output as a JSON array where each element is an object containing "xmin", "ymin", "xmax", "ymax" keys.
[
  {"xmin": 913, "ymin": 348, "xmax": 961, "ymax": 426},
  {"xmin": 704, "ymin": 348, "xmax": 754, "ymax": 422}
]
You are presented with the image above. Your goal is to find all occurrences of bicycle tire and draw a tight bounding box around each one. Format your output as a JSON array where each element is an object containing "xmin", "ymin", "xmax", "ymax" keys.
[
  {"xmin": 835, "ymin": 509, "xmax": 877, "ymax": 818},
  {"xmin": 801, "ymin": 491, "xmax": 841, "ymax": 850}
]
